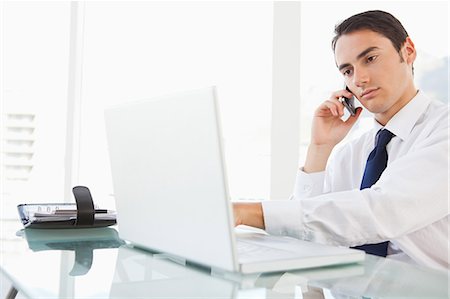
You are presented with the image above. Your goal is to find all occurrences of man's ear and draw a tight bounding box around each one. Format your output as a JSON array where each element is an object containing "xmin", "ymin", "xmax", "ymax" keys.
[{"xmin": 402, "ymin": 37, "xmax": 417, "ymax": 65}]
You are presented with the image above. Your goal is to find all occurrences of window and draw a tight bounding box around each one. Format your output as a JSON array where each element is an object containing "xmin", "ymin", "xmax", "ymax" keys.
[
  {"xmin": 1, "ymin": 2, "xmax": 274, "ymax": 223},
  {"xmin": 78, "ymin": 2, "xmax": 274, "ymax": 206},
  {"xmin": 1, "ymin": 2, "xmax": 70, "ymax": 219}
]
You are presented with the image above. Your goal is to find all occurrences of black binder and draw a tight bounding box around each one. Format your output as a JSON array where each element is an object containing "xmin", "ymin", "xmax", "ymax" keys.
[{"xmin": 17, "ymin": 186, "xmax": 117, "ymax": 229}]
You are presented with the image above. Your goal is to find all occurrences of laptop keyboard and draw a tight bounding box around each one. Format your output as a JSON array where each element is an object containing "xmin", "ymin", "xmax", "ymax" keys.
[{"xmin": 236, "ymin": 239, "xmax": 295, "ymax": 259}]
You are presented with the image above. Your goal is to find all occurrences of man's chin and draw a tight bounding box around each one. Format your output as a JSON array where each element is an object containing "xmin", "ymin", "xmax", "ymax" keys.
[{"xmin": 361, "ymin": 102, "xmax": 386, "ymax": 114}]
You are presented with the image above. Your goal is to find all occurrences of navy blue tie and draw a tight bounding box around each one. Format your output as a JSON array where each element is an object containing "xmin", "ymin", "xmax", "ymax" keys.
[{"xmin": 352, "ymin": 129, "xmax": 395, "ymax": 257}]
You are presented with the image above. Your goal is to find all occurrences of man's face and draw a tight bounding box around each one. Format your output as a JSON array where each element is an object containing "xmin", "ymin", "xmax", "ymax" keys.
[{"xmin": 334, "ymin": 29, "xmax": 416, "ymax": 124}]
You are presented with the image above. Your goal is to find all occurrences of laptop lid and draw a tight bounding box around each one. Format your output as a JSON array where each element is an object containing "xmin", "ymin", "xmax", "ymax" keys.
[{"xmin": 105, "ymin": 87, "xmax": 239, "ymax": 272}]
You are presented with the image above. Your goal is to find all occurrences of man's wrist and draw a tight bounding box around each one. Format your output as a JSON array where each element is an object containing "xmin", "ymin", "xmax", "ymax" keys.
[
  {"xmin": 303, "ymin": 144, "xmax": 334, "ymax": 173},
  {"xmin": 233, "ymin": 202, "xmax": 265, "ymax": 229}
]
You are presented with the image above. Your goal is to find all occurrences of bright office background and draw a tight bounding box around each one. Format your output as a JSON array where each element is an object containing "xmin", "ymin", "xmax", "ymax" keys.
[{"xmin": 1, "ymin": 1, "xmax": 448, "ymax": 220}]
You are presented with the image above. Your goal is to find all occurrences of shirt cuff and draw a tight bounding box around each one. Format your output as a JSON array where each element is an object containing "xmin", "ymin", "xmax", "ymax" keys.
[
  {"xmin": 262, "ymin": 200, "xmax": 304, "ymax": 239},
  {"xmin": 293, "ymin": 168, "xmax": 326, "ymax": 199}
]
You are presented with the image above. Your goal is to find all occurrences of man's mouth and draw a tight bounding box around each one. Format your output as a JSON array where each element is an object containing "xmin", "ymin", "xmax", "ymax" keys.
[{"xmin": 361, "ymin": 87, "xmax": 380, "ymax": 99}]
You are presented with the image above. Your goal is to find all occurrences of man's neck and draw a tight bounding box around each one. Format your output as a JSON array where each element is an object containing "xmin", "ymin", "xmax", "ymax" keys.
[{"xmin": 375, "ymin": 86, "xmax": 419, "ymax": 126}]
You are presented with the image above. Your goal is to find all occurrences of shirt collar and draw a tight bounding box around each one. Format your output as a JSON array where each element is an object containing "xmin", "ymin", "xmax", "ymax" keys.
[{"xmin": 372, "ymin": 90, "xmax": 431, "ymax": 141}]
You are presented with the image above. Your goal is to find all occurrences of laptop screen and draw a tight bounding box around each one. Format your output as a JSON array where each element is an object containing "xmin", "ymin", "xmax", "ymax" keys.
[{"xmin": 105, "ymin": 87, "xmax": 238, "ymax": 272}]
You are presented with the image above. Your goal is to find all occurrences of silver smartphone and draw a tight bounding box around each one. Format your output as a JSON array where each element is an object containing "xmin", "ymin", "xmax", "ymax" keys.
[{"xmin": 339, "ymin": 85, "xmax": 356, "ymax": 116}]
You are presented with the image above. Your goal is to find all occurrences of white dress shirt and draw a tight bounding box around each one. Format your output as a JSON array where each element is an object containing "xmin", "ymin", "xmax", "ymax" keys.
[{"xmin": 262, "ymin": 91, "xmax": 449, "ymax": 270}]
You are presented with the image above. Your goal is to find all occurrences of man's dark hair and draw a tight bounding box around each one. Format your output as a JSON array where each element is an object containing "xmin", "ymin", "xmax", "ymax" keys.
[{"xmin": 331, "ymin": 10, "xmax": 409, "ymax": 53}]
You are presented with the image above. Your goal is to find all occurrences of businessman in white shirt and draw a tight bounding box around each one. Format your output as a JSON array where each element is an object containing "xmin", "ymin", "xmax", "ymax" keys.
[{"xmin": 233, "ymin": 10, "xmax": 449, "ymax": 270}]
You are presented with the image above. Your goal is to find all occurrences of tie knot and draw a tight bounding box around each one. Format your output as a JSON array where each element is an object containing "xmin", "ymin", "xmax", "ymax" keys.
[{"xmin": 376, "ymin": 129, "xmax": 395, "ymax": 148}]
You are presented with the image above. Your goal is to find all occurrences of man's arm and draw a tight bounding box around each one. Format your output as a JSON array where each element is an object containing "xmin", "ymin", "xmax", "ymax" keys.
[
  {"xmin": 233, "ymin": 90, "xmax": 361, "ymax": 229},
  {"xmin": 304, "ymin": 90, "xmax": 362, "ymax": 173}
]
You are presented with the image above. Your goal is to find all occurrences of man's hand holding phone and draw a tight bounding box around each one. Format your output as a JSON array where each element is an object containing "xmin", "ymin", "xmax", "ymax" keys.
[
  {"xmin": 339, "ymin": 86, "xmax": 357, "ymax": 116},
  {"xmin": 304, "ymin": 87, "xmax": 362, "ymax": 173}
]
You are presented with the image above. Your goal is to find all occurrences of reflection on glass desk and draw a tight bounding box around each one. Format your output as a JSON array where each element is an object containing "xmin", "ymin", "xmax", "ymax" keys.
[
  {"xmin": 1, "ymin": 224, "xmax": 448, "ymax": 299},
  {"xmin": 18, "ymin": 228, "xmax": 125, "ymax": 276}
]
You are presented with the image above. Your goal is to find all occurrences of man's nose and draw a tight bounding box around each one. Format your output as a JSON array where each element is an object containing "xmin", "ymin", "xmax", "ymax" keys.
[{"xmin": 353, "ymin": 67, "xmax": 369, "ymax": 88}]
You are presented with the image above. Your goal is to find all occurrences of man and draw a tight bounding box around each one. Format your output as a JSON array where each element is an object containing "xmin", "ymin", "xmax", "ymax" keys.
[{"xmin": 233, "ymin": 10, "xmax": 449, "ymax": 270}]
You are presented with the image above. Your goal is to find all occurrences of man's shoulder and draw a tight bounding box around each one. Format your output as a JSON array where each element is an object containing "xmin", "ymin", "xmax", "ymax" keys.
[
  {"xmin": 406, "ymin": 98, "xmax": 448, "ymax": 148},
  {"xmin": 429, "ymin": 99, "xmax": 449, "ymax": 116},
  {"xmin": 421, "ymin": 99, "xmax": 449, "ymax": 129}
]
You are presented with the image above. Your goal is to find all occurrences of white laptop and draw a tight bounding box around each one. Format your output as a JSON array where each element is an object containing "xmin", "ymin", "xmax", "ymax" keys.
[{"xmin": 104, "ymin": 86, "xmax": 364, "ymax": 274}]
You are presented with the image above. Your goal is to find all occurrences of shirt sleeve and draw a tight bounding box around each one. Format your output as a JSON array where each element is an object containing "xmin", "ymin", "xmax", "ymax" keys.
[{"xmin": 292, "ymin": 169, "xmax": 326, "ymax": 199}]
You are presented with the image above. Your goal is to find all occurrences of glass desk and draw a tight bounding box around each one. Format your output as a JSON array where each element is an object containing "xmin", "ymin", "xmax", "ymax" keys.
[{"xmin": 1, "ymin": 221, "xmax": 448, "ymax": 299}]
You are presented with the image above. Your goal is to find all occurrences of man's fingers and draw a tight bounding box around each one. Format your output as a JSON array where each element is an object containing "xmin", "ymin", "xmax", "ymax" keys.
[
  {"xmin": 344, "ymin": 107, "xmax": 363, "ymax": 126},
  {"xmin": 331, "ymin": 89, "xmax": 354, "ymax": 99},
  {"xmin": 321, "ymin": 100, "xmax": 343, "ymax": 117}
]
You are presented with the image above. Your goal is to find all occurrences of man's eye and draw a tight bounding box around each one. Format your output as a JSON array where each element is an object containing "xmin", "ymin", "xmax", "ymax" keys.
[
  {"xmin": 367, "ymin": 55, "xmax": 377, "ymax": 63},
  {"xmin": 342, "ymin": 69, "xmax": 352, "ymax": 76}
]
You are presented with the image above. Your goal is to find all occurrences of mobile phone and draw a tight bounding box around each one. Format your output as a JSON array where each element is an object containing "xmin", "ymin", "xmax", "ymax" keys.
[{"xmin": 338, "ymin": 85, "xmax": 356, "ymax": 116}]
